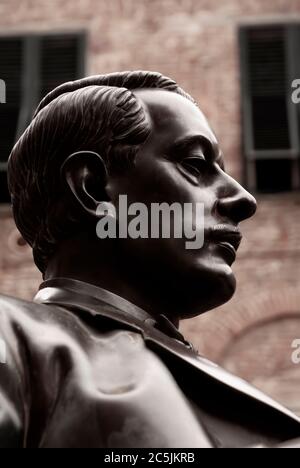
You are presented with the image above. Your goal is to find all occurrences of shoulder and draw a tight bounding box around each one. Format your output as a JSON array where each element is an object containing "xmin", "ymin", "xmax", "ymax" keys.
[
  {"xmin": 0, "ymin": 293, "xmax": 51, "ymax": 319},
  {"xmin": 0, "ymin": 295, "xmax": 209, "ymax": 447},
  {"xmin": 0, "ymin": 292, "xmax": 164, "ymax": 373},
  {"xmin": 0, "ymin": 294, "xmax": 46, "ymax": 338},
  {"xmin": 0, "ymin": 293, "xmax": 82, "ymax": 331},
  {"xmin": 0, "ymin": 293, "xmax": 87, "ymax": 363}
]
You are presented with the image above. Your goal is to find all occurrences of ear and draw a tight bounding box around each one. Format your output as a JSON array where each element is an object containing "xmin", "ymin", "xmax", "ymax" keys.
[{"xmin": 60, "ymin": 151, "xmax": 109, "ymax": 217}]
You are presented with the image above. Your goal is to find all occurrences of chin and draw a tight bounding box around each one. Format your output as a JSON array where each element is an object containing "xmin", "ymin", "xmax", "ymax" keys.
[
  {"xmin": 213, "ymin": 262, "xmax": 237, "ymax": 301},
  {"xmin": 177, "ymin": 261, "xmax": 237, "ymax": 319}
]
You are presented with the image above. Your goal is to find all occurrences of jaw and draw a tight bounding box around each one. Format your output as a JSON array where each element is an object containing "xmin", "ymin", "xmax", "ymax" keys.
[{"xmin": 167, "ymin": 262, "xmax": 237, "ymax": 320}]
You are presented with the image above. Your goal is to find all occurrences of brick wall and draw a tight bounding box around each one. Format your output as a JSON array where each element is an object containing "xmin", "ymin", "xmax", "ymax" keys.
[
  {"xmin": 1, "ymin": 0, "xmax": 300, "ymax": 177},
  {"xmin": 1, "ymin": 0, "xmax": 300, "ymax": 416}
]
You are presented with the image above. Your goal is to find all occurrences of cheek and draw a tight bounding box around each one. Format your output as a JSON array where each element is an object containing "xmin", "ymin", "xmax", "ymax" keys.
[
  {"xmin": 111, "ymin": 159, "xmax": 217, "ymax": 254},
  {"xmin": 132, "ymin": 159, "xmax": 208, "ymax": 205},
  {"xmin": 143, "ymin": 162, "xmax": 218, "ymax": 236}
]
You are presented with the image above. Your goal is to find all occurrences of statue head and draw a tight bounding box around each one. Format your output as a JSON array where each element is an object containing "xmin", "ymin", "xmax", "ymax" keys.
[{"xmin": 8, "ymin": 71, "xmax": 256, "ymax": 321}]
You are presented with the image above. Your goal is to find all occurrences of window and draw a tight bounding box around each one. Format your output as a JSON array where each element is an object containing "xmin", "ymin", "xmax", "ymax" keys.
[
  {"xmin": 0, "ymin": 32, "xmax": 86, "ymax": 203},
  {"xmin": 239, "ymin": 24, "xmax": 300, "ymax": 193}
]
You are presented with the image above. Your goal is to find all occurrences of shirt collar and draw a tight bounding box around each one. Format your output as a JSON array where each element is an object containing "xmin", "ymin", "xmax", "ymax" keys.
[
  {"xmin": 35, "ymin": 278, "xmax": 192, "ymax": 347},
  {"xmin": 36, "ymin": 278, "xmax": 153, "ymax": 323}
]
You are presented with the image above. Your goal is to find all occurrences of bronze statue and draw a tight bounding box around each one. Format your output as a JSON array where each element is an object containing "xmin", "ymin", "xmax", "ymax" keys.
[{"xmin": 0, "ymin": 71, "xmax": 299, "ymax": 448}]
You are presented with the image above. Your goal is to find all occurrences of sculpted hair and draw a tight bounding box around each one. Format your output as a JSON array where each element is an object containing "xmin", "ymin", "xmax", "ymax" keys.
[{"xmin": 8, "ymin": 71, "xmax": 193, "ymax": 273}]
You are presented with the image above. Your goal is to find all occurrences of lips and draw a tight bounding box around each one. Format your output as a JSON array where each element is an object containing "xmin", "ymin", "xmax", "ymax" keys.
[{"xmin": 209, "ymin": 225, "xmax": 242, "ymax": 263}]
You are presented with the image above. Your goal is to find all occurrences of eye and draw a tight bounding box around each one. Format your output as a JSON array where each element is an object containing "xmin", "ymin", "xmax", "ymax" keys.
[{"xmin": 181, "ymin": 155, "xmax": 207, "ymax": 177}]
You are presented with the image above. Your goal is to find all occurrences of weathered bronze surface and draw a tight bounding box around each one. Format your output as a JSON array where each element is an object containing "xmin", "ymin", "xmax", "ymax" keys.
[{"xmin": 1, "ymin": 71, "xmax": 299, "ymax": 447}]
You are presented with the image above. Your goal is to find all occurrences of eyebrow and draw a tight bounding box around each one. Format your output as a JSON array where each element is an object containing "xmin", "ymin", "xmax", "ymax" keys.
[{"xmin": 167, "ymin": 135, "xmax": 225, "ymax": 169}]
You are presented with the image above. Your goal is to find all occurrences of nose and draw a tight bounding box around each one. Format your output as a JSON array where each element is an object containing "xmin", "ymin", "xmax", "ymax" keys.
[{"xmin": 216, "ymin": 175, "xmax": 257, "ymax": 224}]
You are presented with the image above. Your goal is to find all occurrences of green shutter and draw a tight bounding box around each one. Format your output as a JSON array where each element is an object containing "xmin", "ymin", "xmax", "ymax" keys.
[
  {"xmin": 0, "ymin": 37, "xmax": 23, "ymax": 169},
  {"xmin": 240, "ymin": 25, "xmax": 300, "ymax": 192},
  {"xmin": 0, "ymin": 32, "xmax": 86, "ymax": 203},
  {"xmin": 40, "ymin": 33, "xmax": 86, "ymax": 100}
]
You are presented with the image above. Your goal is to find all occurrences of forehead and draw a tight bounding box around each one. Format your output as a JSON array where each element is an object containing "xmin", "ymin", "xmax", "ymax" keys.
[{"xmin": 133, "ymin": 89, "xmax": 218, "ymax": 151}]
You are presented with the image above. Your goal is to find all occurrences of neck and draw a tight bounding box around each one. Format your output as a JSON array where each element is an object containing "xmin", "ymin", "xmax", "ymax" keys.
[{"xmin": 44, "ymin": 235, "xmax": 180, "ymax": 328}]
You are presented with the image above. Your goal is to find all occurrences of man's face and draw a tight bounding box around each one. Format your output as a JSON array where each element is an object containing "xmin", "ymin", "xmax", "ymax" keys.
[{"xmin": 106, "ymin": 90, "xmax": 257, "ymax": 319}]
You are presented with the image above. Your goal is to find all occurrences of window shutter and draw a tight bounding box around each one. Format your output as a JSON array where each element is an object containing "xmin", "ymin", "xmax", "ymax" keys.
[
  {"xmin": 249, "ymin": 28, "xmax": 290, "ymax": 151},
  {"xmin": 0, "ymin": 38, "xmax": 23, "ymax": 169},
  {"xmin": 240, "ymin": 25, "xmax": 300, "ymax": 192},
  {"xmin": 40, "ymin": 34, "xmax": 85, "ymax": 99},
  {"xmin": 0, "ymin": 32, "xmax": 86, "ymax": 203}
]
